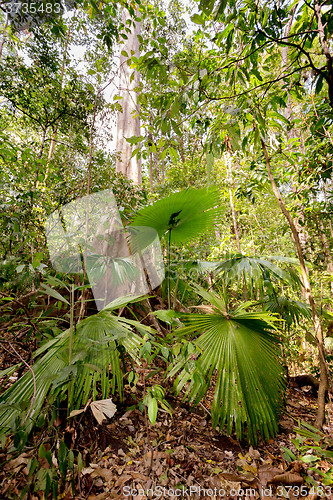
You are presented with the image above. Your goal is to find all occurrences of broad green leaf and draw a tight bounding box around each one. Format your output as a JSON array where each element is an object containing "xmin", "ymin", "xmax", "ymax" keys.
[
  {"xmin": 40, "ymin": 284, "xmax": 69, "ymax": 304},
  {"xmin": 148, "ymin": 397, "xmax": 158, "ymax": 425},
  {"xmin": 130, "ymin": 187, "xmax": 220, "ymax": 245},
  {"xmin": 168, "ymin": 285, "xmax": 285, "ymax": 444},
  {"xmin": 191, "ymin": 14, "xmax": 205, "ymax": 25}
]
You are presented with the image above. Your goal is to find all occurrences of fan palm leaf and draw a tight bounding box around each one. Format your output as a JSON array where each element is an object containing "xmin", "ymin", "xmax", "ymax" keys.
[
  {"xmin": 263, "ymin": 296, "xmax": 312, "ymax": 326},
  {"xmin": 167, "ymin": 285, "xmax": 285, "ymax": 444},
  {"xmin": 213, "ymin": 254, "xmax": 303, "ymax": 295},
  {"xmin": 0, "ymin": 295, "xmax": 150, "ymax": 434},
  {"xmin": 130, "ymin": 187, "xmax": 221, "ymax": 245}
]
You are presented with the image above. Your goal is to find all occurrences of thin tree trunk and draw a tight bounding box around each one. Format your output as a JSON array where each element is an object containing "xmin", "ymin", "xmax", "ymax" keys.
[
  {"xmin": 33, "ymin": 127, "xmax": 48, "ymax": 191},
  {"xmin": 116, "ymin": 9, "xmax": 142, "ymax": 184},
  {"xmin": 227, "ymin": 171, "xmax": 247, "ymax": 300},
  {"xmin": 0, "ymin": 14, "xmax": 9, "ymax": 61},
  {"xmin": 228, "ymin": 169, "xmax": 241, "ymax": 254},
  {"xmin": 154, "ymin": 151, "xmax": 160, "ymax": 184},
  {"xmin": 323, "ymin": 183, "xmax": 333, "ymax": 241},
  {"xmin": 261, "ymin": 138, "xmax": 329, "ymax": 428},
  {"xmin": 161, "ymin": 148, "xmax": 165, "ymax": 185},
  {"xmin": 317, "ymin": 216, "xmax": 333, "ymax": 293},
  {"xmin": 38, "ymin": 127, "xmax": 47, "ymax": 159},
  {"xmin": 179, "ymin": 135, "xmax": 186, "ymax": 163},
  {"xmin": 149, "ymin": 133, "xmax": 153, "ymax": 191}
]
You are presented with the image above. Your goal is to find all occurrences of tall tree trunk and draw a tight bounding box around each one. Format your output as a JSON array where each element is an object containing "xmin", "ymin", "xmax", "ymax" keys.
[
  {"xmin": 261, "ymin": 138, "xmax": 329, "ymax": 428},
  {"xmin": 281, "ymin": 8, "xmax": 296, "ymax": 129},
  {"xmin": 116, "ymin": 9, "xmax": 142, "ymax": 184},
  {"xmin": 282, "ymin": 10, "xmax": 310, "ymax": 302},
  {"xmin": 227, "ymin": 164, "xmax": 241, "ymax": 254},
  {"xmin": 225, "ymin": 137, "xmax": 247, "ymax": 300}
]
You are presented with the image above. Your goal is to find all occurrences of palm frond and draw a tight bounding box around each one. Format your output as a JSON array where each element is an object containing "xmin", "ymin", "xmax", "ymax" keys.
[
  {"xmin": 168, "ymin": 285, "xmax": 285, "ymax": 444},
  {"xmin": 263, "ymin": 296, "xmax": 312, "ymax": 326},
  {"xmin": 263, "ymin": 295, "xmax": 333, "ymax": 327},
  {"xmin": 214, "ymin": 254, "xmax": 302, "ymax": 294},
  {"xmin": 130, "ymin": 187, "xmax": 221, "ymax": 244},
  {"xmin": 0, "ymin": 299, "xmax": 150, "ymax": 434}
]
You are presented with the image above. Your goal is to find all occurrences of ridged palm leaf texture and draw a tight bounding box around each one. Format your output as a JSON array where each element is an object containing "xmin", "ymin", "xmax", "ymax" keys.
[
  {"xmin": 168, "ymin": 285, "xmax": 286, "ymax": 444},
  {"xmin": 130, "ymin": 186, "xmax": 221, "ymax": 306},
  {"xmin": 130, "ymin": 186, "xmax": 221, "ymax": 245},
  {"xmin": 213, "ymin": 254, "xmax": 303, "ymax": 298}
]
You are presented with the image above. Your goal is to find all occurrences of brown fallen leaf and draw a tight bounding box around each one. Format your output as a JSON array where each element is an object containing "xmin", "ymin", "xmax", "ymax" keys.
[
  {"xmin": 288, "ymin": 402, "xmax": 300, "ymax": 408},
  {"xmin": 129, "ymin": 471, "xmax": 150, "ymax": 481},
  {"xmin": 81, "ymin": 467, "xmax": 95, "ymax": 475},
  {"xmin": 279, "ymin": 419, "xmax": 294, "ymax": 428},
  {"xmin": 115, "ymin": 474, "xmax": 132, "ymax": 487},
  {"xmin": 91, "ymin": 467, "xmax": 114, "ymax": 482},
  {"xmin": 290, "ymin": 460, "xmax": 303, "ymax": 473},
  {"xmin": 264, "ymin": 448, "xmax": 277, "ymax": 461},
  {"xmin": 268, "ymin": 472, "xmax": 303, "ymax": 485},
  {"xmin": 258, "ymin": 465, "xmax": 283, "ymax": 487},
  {"xmin": 4, "ymin": 454, "xmax": 29, "ymax": 471},
  {"xmin": 88, "ymin": 493, "xmax": 110, "ymax": 500},
  {"xmin": 218, "ymin": 476, "xmax": 242, "ymax": 492},
  {"xmin": 307, "ymin": 492, "xmax": 318, "ymax": 500},
  {"xmin": 133, "ymin": 482, "xmax": 145, "ymax": 500},
  {"xmin": 144, "ymin": 450, "xmax": 169, "ymax": 459},
  {"xmin": 220, "ymin": 472, "xmax": 256, "ymax": 485},
  {"xmin": 249, "ymin": 446, "xmax": 260, "ymax": 460},
  {"xmin": 69, "ymin": 398, "xmax": 92, "ymax": 418}
]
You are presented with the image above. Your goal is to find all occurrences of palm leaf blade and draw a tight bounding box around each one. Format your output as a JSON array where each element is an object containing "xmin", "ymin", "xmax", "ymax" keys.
[
  {"xmin": 130, "ymin": 187, "xmax": 220, "ymax": 244},
  {"xmin": 168, "ymin": 286, "xmax": 285, "ymax": 444}
]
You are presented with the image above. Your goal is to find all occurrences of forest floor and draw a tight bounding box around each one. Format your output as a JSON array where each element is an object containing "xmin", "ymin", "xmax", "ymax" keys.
[
  {"xmin": 1, "ymin": 370, "xmax": 333, "ymax": 500},
  {"xmin": 1, "ymin": 295, "xmax": 333, "ymax": 499}
]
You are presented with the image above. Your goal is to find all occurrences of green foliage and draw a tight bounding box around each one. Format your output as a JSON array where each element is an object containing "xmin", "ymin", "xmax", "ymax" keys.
[
  {"xmin": 0, "ymin": 294, "xmax": 151, "ymax": 435},
  {"xmin": 282, "ymin": 421, "xmax": 333, "ymax": 486},
  {"xmin": 2, "ymin": 0, "xmax": 333, "ymax": 456},
  {"xmin": 131, "ymin": 186, "xmax": 221, "ymax": 245},
  {"xmin": 143, "ymin": 384, "xmax": 172, "ymax": 425},
  {"xmin": 214, "ymin": 254, "xmax": 303, "ymax": 296},
  {"xmin": 167, "ymin": 285, "xmax": 285, "ymax": 444}
]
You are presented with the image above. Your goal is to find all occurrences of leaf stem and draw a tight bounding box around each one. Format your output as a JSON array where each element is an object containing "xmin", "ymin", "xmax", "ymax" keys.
[{"xmin": 68, "ymin": 283, "xmax": 75, "ymax": 413}]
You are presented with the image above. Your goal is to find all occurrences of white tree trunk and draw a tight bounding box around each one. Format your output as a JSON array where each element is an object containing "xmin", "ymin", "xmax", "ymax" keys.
[{"xmin": 116, "ymin": 9, "xmax": 142, "ymax": 184}]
